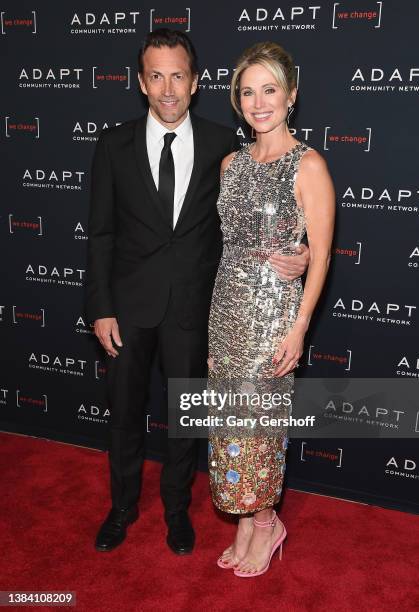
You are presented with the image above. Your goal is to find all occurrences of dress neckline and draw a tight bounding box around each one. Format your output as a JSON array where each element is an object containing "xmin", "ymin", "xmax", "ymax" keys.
[{"xmin": 246, "ymin": 141, "xmax": 302, "ymax": 165}]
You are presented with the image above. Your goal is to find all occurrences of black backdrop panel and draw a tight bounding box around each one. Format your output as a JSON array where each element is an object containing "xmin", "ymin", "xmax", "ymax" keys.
[{"xmin": 1, "ymin": 1, "xmax": 418, "ymax": 513}]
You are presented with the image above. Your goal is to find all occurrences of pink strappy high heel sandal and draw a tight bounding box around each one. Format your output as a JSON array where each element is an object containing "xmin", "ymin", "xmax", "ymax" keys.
[{"xmin": 233, "ymin": 512, "xmax": 287, "ymax": 578}]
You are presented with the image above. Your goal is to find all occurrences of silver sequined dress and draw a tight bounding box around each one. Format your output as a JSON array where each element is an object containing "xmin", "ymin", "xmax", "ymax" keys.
[{"xmin": 208, "ymin": 140, "xmax": 311, "ymax": 514}]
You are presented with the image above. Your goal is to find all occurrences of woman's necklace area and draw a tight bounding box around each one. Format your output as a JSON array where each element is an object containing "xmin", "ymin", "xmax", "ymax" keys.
[{"xmin": 249, "ymin": 141, "xmax": 299, "ymax": 165}]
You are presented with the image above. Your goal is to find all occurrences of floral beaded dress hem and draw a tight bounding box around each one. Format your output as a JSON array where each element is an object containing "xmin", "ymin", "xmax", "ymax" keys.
[
  {"xmin": 207, "ymin": 141, "xmax": 311, "ymax": 515},
  {"xmin": 208, "ymin": 436, "xmax": 289, "ymax": 514}
]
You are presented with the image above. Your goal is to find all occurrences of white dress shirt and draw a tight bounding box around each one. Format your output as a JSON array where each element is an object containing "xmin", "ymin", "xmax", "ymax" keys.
[{"xmin": 146, "ymin": 109, "xmax": 194, "ymax": 228}]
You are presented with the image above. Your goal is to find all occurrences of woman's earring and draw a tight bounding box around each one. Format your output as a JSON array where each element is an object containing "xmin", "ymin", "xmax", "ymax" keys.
[{"xmin": 286, "ymin": 105, "xmax": 294, "ymax": 125}]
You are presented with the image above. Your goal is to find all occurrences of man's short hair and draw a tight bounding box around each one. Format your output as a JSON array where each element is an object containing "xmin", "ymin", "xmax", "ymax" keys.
[{"xmin": 138, "ymin": 28, "xmax": 199, "ymax": 75}]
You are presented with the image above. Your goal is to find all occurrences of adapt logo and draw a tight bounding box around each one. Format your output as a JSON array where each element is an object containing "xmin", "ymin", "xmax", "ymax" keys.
[
  {"xmin": 18, "ymin": 67, "xmax": 84, "ymax": 89},
  {"xmin": 18, "ymin": 65, "xmax": 134, "ymax": 90},
  {"xmin": 385, "ymin": 456, "xmax": 419, "ymax": 480},
  {"xmin": 22, "ymin": 168, "xmax": 85, "ymax": 190},
  {"xmin": 350, "ymin": 66, "xmax": 419, "ymax": 94},
  {"xmin": 198, "ymin": 65, "xmax": 300, "ymax": 94},
  {"xmin": 396, "ymin": 355, "xmax": 419, "ymax": 378},
  {"xmin": 237, "ymin": 6, "xmax": 321, "ymax": 31},
  {"xmin": 74, "ymin": 222, "xmax": 88, "ymax": 241},
  {"xmin": 28, "ymin": 352, "xmax": 87, "ymax": 376},
  {"xmin": 75, "ymin": 315, "xmax": 95, "ymax": 335},
  {"xmin": 25, "ymin": 264, "xmax": 85, "ymax": 287},
  {"xmin": 324, "ymin": 397, "xmax": 405, "ymax": 432},
  {"xmin": 69, "ymin": 11, "xmax": 141, "ymax": 35},
  {"xmin": 332, "ymin": 298, "xmax": 417, "ymax": 326},
  {"xmin": 78, "ymin": 403, "xmax": 110, "ymax": 424},
  {"xmin": 340, "ymin": 185, "xmax": 419, "ymax": 215},
  {"xmin": 198, "ymin": 67, "xmax": 233, "ymax": 92},
  {"xmin": 72, "ymin": 120, "xmax": 122, "ymax": 142}
]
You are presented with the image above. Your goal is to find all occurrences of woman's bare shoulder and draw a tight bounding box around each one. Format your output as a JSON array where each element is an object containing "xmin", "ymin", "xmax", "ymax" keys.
[{"xmin": 299, "ymin": 147, "xmax": 328, "ymax": 173}]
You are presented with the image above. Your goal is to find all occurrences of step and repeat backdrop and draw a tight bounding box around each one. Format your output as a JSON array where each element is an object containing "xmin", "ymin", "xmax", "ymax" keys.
[{"xmin": 1, "ymin": 1, "xmax": 418, "ymax": 513}]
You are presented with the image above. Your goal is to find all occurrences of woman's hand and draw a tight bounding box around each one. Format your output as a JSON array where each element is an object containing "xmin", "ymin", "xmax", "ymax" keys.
[{"xmin": 273, "ymin": 327, "xmax": 305, "ymax": 377}]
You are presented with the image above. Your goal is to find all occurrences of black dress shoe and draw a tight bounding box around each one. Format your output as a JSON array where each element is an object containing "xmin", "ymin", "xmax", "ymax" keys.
[
  {"xmin": 166, "ymin": 510, "xmax": 195, "ymax": 555},
  {"xmin": 95, "ymin": 505, "xmax": 139, "ymax": 552}
]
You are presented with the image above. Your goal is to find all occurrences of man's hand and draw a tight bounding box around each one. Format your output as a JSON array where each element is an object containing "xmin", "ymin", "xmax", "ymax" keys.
[
  {"xmin": 268, "ymin": 243, "xmax": 310, "ymax": 281},
  {"xmin": 94, "ymin": 317, "xmax": 123, "ymax": 358}
]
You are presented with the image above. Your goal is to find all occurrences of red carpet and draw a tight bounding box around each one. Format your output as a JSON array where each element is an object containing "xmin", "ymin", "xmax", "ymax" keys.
[{"xmin": 0, "ymin": 431, "xmax": 418, "ymax": 612}]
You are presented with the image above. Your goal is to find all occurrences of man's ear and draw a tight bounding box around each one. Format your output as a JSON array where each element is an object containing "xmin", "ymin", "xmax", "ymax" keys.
[
  {"xmin": 138, "ymin": 72, "xmax": 147, "ymax": 96},
  {"xmin": 190, "ymin": 72, "xmax": 199, "ymax": 95}
]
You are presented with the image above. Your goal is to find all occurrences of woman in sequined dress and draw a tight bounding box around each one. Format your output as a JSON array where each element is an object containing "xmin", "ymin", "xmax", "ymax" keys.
[{"xmin": 207, "ymin": 42, "xmax": 335, "ymax": 577}]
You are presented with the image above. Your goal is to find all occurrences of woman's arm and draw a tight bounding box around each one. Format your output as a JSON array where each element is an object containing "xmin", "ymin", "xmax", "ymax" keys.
[
  {"xmin": 273, "ymin": 149, "xmax": 335, "ymax": 376},
  {"xmin": 220, "ymin": 151, "xmax": 236, "ymax": 177}
]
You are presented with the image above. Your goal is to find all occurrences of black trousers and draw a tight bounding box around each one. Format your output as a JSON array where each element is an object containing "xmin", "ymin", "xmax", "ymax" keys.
[{"xmin": 105, "ymin": 294, "xmax": 208, "ymax": 519}]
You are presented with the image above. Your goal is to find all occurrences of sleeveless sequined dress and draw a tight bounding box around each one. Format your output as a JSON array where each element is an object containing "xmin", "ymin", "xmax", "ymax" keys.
[{"xmin": 207, "ymin": 140, "xmax": 311, "ymax": 514}]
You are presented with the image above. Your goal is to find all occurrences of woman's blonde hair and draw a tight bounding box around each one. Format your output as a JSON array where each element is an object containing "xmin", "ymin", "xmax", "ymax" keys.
[{"xmin": 230, "ymin": 41, "xmax": 297, "ymax": 116}]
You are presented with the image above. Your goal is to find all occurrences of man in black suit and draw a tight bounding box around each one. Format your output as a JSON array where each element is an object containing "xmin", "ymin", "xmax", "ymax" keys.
[{"xmin": 85, "ymin": 29, "xmax": 308, "ymax": 555}]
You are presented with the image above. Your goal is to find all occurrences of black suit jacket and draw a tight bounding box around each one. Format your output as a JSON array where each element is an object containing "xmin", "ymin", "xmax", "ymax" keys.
[{"xmin": 84, "ymin": 113, "xmax": 238, "ymax": 329}]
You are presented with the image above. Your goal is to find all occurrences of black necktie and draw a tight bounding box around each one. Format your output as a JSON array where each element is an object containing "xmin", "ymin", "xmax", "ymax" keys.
[{"xmin": 159, "ymin": 132, "xmax": 177, "ymax": 225}]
